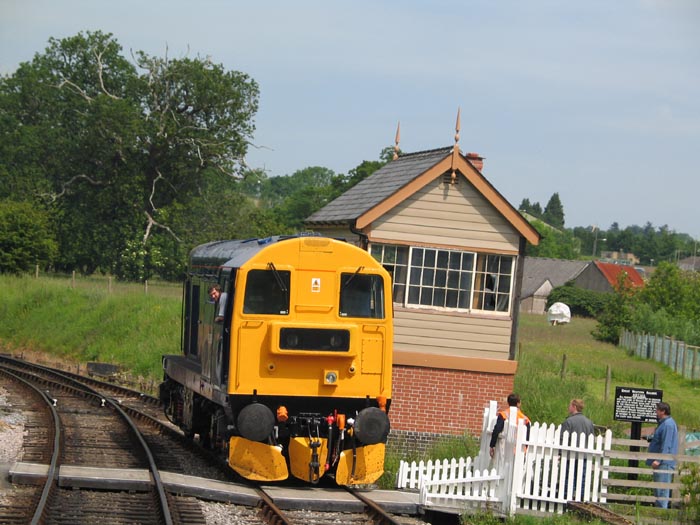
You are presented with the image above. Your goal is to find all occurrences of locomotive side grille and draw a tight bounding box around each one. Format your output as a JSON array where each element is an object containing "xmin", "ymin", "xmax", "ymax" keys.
[{"xmin": 279, "ymin": 328, "xmax": 350, "ymax": 352}]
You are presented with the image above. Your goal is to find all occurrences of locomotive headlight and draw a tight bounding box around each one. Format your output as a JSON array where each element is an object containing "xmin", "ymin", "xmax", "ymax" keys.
[
  {"xmin": 324, "ymin": 370, "xmax": 338, "ymax": 385},
  {"xmin": 285, "ymin": 333, "xmax": 299, "ymax": 348},
  {"xmin": 330, "ymin": 334, "xmax": 343, "ymax": 348}
]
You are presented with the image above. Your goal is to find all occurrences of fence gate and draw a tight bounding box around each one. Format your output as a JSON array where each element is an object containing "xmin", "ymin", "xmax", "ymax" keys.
[{"xmin": 398, "ymin": 402, "xmax": 612, "ymax": 517}]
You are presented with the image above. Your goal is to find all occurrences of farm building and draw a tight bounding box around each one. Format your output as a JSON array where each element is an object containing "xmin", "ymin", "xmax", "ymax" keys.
[
  {"xmin": 575, "ymin": 260, "xmax": 644, "ymax": 292},
  {"xmin": 305, "ymin": 126, "xmax": 540, "ymax": 448},
  {"xmin": 519, "ymin": 257, "xmax": 588, "ymax": 315},
  {"xmin": 520, "ymin": 257, "xmax": 645, "ymax": 315}
]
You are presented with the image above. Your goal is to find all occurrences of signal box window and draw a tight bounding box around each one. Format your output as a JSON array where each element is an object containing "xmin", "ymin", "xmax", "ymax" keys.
[
  {"xmin": 243, "ymin": 269, "xmax": 290, "ymax": 315},
  {"xmin": 339, "ymin": 273, "xmax": 385, "ymax": 319},
  {"xmin": 371, "ymin": 243, "xmax": 513, "ymax": 314}
]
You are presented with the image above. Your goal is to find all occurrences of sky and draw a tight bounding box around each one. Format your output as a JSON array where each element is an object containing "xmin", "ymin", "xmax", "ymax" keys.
[{"xmin": 2, "ymin": 1, "xmax": 699, "ymax": 238}]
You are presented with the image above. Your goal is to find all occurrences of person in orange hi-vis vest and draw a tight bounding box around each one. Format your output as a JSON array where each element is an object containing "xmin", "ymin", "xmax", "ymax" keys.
[{"xmin": 489, "ymin": 392, "xmax": 531, "ymax": 458}]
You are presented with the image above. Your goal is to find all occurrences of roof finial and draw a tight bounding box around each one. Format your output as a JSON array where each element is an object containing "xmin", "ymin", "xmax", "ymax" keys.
[
  {"xmin": 393, "ymin": 121, "xmax": 401, "ymax": 160},
  {"xmin": 450, "ymin": 108, "xmax": 461, "ymax": 184},
  {"xmin": 454, "ymin": 107, "xmax": 461, "ymax": 146}
]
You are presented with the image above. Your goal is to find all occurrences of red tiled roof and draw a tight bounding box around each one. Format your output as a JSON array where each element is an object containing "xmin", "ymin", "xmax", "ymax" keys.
[{"xmin": 594, "ymin": 261, "xmax": 645, "ymax": 288}]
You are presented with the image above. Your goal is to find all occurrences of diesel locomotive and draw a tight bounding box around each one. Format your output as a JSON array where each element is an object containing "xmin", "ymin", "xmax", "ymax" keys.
[{"xmin": 159, "ymin": 235, "xmax": 393, "ymax": 485}]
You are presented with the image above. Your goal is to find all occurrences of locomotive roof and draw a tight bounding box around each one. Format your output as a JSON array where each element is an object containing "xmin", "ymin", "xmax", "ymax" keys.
[{"xmin": 188, "ymin": 235, "xmax": 324, "ymax": 272}]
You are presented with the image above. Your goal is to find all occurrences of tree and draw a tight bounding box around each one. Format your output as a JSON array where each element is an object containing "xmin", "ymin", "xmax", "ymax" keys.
[
  {"xmin": 518, "ymin": 198, "xmax": 543, "ymax": 219},
  {"xmin": 0, "ymin": 31, "xmax": 260, "ymax": 278},
  {"xmin": 526, "ymin": 219, "xmax": 580, "ymax": 258},
  {"xmin": 592, "ymin": 270, "xmax": 639, "ymax": 343},
  {"xmin": 262, "ymin": 166, "xmax": 337, "ymax": 231},
  {"xmin": 0, "ymin": 201, "xmax": 57, "ymax": 273},
  {"xmin": 542, "ymin": 192, "xmax": 565, "ymax": 228},
  {"xmin": 638, "ymin": 262, "xmax": 688, "ymax": 318}
]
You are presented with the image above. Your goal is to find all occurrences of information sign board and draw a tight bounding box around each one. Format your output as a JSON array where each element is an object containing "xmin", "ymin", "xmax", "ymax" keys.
[{"xmin": 613, "ymin": 387, "xmax": 662, "ymax": 423}]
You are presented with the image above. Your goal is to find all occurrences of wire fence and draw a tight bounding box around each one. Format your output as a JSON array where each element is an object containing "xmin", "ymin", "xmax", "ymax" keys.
[{"xmin": 619, "ymin": 330, "xmax": 700, "ymax": 381}]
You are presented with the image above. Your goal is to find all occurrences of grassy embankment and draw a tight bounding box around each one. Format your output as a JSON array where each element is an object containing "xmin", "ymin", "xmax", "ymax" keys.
[{"xmin": 0, "ymin": 274, "xmax": 181, "ymax": 383}]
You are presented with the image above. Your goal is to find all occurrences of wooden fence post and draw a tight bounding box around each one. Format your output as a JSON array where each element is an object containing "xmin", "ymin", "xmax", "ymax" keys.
[
  {"xmin": 71, "ymin": 270, "xmax": 76, "ymax": 288},
  {"xmin": 35, "ymin": 264, "xmax": 39, "ymax": 278},
  {"xmin": 560, "ymin": 354, "xmax": 567, "ymax": 380},
  {"xmin": 144, "ymin": 279, "xmax": 148, "ymax": 294},
  {"xmin": 605, "ymin": 365, "xmax": 611, "ymax": 401}
]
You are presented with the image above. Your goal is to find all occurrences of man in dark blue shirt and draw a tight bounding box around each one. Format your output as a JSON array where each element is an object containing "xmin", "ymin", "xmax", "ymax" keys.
[{"xmin": 646, "ymin": 402, "xmax": 678, "ymax": 508}]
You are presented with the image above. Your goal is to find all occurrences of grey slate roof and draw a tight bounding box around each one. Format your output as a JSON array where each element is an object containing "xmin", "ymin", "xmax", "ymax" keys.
[
  {"xmin": 520, "ymin": 257, "xmax": 589, "ymax": 299},
  {"xmin": 306, "ymin": 147, "xmax": 453, "ymax": 224}
]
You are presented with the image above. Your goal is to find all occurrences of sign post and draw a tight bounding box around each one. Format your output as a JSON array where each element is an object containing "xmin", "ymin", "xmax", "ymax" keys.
[{"xmin": 613, "ymin": 386, "xmax": 662, "ymax": 480}]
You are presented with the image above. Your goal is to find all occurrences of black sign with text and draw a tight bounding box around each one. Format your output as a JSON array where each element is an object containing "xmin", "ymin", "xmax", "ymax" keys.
[{"xmin": 613, "ymin": 387, "xmax": 662, "ymax": 423}]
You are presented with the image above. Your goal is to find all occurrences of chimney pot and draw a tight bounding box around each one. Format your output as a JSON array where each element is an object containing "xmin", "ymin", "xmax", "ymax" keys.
[{"xmin": 466, "ymin": 152, "xmax": 484, "ymax": 171}]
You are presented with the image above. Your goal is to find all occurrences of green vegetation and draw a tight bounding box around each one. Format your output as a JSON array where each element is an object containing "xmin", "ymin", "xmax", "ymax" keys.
[
  {"xmin": 466, "ymin": 514, "xmax": 606, "ymax": 525},
  {"xmin": 590, "ymin": 261, "xmax": 700, "ymax": 346},
  {"xmin": 546, "ymin": 282, "xmax": 609, "ymax": 318},
  {"xmin": 0, "ymin": 30, "xmax": 393, "ymax": 280},
  {"xmin": 520, "ymin": 194, "xmax": 695, "ymax": 265},
  {"xmin": 516, "ymin": 314, "xmax": 700, "ymax": 432},
  {"xmin": 0, "ymin": 274, "xmax": 180, "ymax": 379},
  {"xmin": 0, "ymin": 201, "xmax": 57, "ymax": 274},
  {"xmin": 681, "ymin": 462, "xmax": 700, "ymax": 524}
]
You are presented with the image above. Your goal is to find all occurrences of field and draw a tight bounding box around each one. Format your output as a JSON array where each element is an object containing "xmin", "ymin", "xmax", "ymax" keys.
[
  {"xmin": 516, "ymin": 314, "xmax": 700, "ymax": 434},
  {"xmin": 0, "ymin": 274, "xmax": 181, "ymax": 381}
]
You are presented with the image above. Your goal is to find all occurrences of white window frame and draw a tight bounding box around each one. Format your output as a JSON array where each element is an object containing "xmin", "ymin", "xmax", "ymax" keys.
[{"xmin": 370, "ymin": 243, "xmax": 514, "ymax": 315}]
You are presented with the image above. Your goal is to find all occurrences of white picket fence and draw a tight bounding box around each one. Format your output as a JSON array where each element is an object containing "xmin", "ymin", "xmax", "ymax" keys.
[{"xmin": 396, "ymin": 401, "xmax": 613, "ymax": 516}]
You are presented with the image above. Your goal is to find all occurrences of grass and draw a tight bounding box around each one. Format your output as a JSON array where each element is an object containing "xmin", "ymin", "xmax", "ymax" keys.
[
  {"xmin": 516, "ymin": 314, "xmax": 700, "ymax": 434},
  {"xmin": 0, "ymin": 274, "xmax": 181, "ymax": 379}
]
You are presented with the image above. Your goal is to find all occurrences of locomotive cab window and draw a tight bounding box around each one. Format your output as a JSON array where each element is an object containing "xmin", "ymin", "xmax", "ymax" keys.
[
  {"xmin": 243, "ymin": 269, "xmax": 290, "ymax": 315},
  {"xmin": 339, "ymin": 272, "xmax": 385, "ymax": 319}
]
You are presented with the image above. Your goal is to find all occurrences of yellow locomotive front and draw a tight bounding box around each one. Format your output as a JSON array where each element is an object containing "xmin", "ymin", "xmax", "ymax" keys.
[
  {"xmin": 228, "ymin": 236, "xmax": 392, "ymax": 484},
  {"xmin": 160, "ymin": 235, "xmax": 393, "ymax": 485}
]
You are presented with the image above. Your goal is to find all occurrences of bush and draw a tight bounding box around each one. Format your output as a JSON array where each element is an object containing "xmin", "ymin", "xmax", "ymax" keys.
[
  {"xmin": 0, "ymin": 201, "xmax": 57, "ymax": 274},
  {"xmin": 547, "ymin": 282, "xmax": 610, "ymax": 318}
]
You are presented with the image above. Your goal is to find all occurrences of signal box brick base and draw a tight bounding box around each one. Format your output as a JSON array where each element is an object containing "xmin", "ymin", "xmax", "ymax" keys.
[{"xmin": 388, "ymin": 363, "xmax": 514, "ymax": 454}]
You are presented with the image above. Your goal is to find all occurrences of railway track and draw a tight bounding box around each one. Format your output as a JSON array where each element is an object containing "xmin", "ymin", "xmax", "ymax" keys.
[
  {"xmin": 0, "ymin": 359, "xmax": 194, "ymax": 524},
  {"xmin": 0, "ymin": 356, "xmax": 430, "ymax": 525}
]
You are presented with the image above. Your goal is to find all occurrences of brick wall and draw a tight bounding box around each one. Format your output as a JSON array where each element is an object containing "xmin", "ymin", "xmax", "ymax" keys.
[{"xmin": 389, "ymin": 364, "xmax": 514, "ymax": 438}]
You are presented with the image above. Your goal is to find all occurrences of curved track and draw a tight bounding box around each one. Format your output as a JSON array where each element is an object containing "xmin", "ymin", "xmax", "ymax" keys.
[{"xmin": 0, "ymin": 356, "xmax": 429, "ymax": 525}]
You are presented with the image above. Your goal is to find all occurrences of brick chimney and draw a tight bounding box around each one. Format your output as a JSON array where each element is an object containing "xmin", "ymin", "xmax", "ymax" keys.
[{"xmin": 466, "ymin": 152, "xmax": 484, "ymax": 171}]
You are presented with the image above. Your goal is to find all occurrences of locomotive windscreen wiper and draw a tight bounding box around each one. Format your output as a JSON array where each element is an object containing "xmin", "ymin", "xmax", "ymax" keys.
[
  {"xmin": 341, "ymin": 266, "xmax": 364, "ymax": 290},
  {"xmin": 267, "ymin": 262, "xmax": 289, "ymax": 304}
]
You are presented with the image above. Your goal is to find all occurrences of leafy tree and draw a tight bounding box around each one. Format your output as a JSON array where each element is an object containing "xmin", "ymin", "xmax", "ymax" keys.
[
  {"xmin": 255, "ymin": 150, "xmax": 392, "ymax": 232},
  {"xmin": 592, "ymin": 271, "xmax": 640, "ymax": 343},
  {"xmin": 542, "ymin": 192, "xmax": 565, "ymax": 228},
  {"xmin": 525, "ymin": 219, "xmax": 580, "ymax": 259},
  {"xmin": 637, "ymin": 261, "xmax": 700, "ymax": 319},
  {"xmin": 0, "ymin": 201, "xmax": 57, "ymax": 273},
  {"xmin": 0, "ymin": 31, "xmax": 260, "ymax": 279},
  {"xmin": 519, "ymin": 198, "xmax": 543, "ymax": 219},
  {"xmin": 547, "ymin": 282, "xmax": 610, "ymax": 318},
  {"xmin": 328, "ymin": 146, "xmax": 392, "ymax": 199},
  {"xmin": 261, "ymin": 166, "xmax": 337, "ymax": 231}
]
